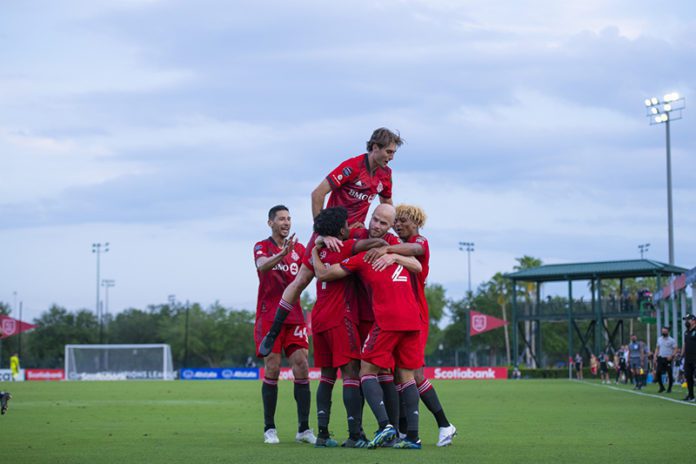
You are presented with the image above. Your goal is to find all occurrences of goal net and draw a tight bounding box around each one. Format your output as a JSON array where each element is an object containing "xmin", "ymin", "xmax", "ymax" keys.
[{"xmin": 65, "ymin": 344, "xmax": 174, "ymax": 381}]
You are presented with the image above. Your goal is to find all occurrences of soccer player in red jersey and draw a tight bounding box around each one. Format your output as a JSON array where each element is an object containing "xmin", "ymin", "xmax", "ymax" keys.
[
  {"xmin": 253, "ymin": 205, "xmax": 315, "ymax": 445},
  {"xmin": 391, "ymin": 204, "xmax": 457, "ymax": 447},
  {"xmin": 312, "ymin": 235, "xmax": 425, "ymax": 450},
  {"xmin": 258, "ymin": 128, "xmax": 403, "ymax": 356},
  {"xmin": 304, "ymin": 207, "xmax": 374, "ymax": 448}
]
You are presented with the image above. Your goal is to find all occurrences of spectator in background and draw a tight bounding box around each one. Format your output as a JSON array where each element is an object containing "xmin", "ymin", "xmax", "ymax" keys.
[
  {"xmin": 574, "ymin": 353, "xmax": 583, "ymax": 380},
  {"xmin": 653, "ymin": 326, "xmax": 678, "ymax": 393},
  {"xmin": 590, "ymin": 354, "xmax": 598, "ymax": 378},
  {"xmin": 598, "ymin": 351, "xmax": 610, "ymax": 384},
  {"xmin": 615, "ymin": 345, "xmax": 628, "ymax": 384}
]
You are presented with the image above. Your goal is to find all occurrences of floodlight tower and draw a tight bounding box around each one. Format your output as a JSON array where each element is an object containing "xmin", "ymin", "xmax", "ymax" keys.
[
  {"xmin": 458, "ymin": 241, "xmax": 475, "ymax": 295},
  {"xmin": 644, "ymin": 93, "xmax": 685, "ymax": 265},
  {"xmin": 92, "ymin": 242, "xmax": 109, "ymax": 331},
  {"xmin": 638, "ymin": 243, "xmax": 650, "ymax": 259}
]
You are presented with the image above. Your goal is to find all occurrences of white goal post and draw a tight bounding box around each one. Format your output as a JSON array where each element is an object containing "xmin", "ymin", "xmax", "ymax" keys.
[{"xmin": 65, "ymin": 344, "xmax": 174, "ymax": 381}]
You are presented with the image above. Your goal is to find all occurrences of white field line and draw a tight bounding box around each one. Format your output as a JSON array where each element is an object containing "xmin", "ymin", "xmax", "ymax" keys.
[{"xmin": 578, "ymin": 380, "xmax": 696, "ymax": 407}]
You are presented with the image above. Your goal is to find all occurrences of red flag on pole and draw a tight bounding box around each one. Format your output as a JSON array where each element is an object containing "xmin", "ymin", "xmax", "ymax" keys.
[
  {"xmin": 0, "ymin": 315, "xmax": 37, "ymax": 339},
  {"xmin": 470, "ymin": 310, "xmax": 508, "ymax": 336}
]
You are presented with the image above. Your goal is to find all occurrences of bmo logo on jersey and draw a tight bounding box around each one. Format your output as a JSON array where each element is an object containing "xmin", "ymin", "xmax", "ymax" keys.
[
  {"xmin": 347, "ymin": 188, "xmax": 377, "ymax": 203},
  {"xmin": 272, "ymin": 262, "xmax": 299, "ymax": 275}
]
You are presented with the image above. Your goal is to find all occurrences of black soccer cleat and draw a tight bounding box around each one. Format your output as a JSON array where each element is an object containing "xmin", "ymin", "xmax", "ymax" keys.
[
  {"xmin": 258, "ymin": 330, "xmax": 279, "ymax": 357},
  {"xmin": 0, "ymin": 392, "xmax": 11, "ymax": 415}
]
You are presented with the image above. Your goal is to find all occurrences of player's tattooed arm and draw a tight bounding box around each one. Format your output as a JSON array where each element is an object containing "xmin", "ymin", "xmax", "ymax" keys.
[
  {"xmin": 363, "ymin": 242, "xmax": 422, "ymax": 264},
  {"xmin": 312, "ymin": 246, "xmax": 350, "ymax": 282},
  {"xmin": 353, "ymin": 238, "xmax": 388, "ymax": 255},
  {"xmin": 256, "ymin": 234, "xmax": 297, "ymax": 272},
  {"xmin": 371, "ymin": 254, "xmax": 421, "ymax": 273}
]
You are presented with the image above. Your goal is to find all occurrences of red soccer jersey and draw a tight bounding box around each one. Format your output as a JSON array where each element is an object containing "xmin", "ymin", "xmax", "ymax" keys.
[
  {"xmin": 302, "ymin": 239, "xmax": 359, "ymax": 333},
  {"xmin": 348, "ymin": 228, "xmax": 401, "ymax": 322},
  {"xmin": 407, "ymin": 234, "xmax": 430, "ymax": 323},
  {"xmin": 254, "ymin": 238, "xmax": 306, "ymax": 325},
  {"xmin": 340, "ymin": 251, "xmax": 422, "ymax": 331},
  {"xmin": 326, "ymin": 154, "xmax": 392, "ymax": 226}
]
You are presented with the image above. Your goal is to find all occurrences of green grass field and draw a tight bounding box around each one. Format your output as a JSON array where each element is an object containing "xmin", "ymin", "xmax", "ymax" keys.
[{"xmin": 1, "ymin": 379, "xmax": 693, "ymax": 463}]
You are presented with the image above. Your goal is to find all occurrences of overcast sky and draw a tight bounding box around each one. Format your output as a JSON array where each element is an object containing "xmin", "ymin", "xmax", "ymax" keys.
[{"xmin": 1, "ymin": 0, "xmax": 695, "ymax": 322}]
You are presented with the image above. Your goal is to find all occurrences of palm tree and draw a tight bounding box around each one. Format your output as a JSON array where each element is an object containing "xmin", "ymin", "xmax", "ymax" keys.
[
  {"xmin": 513, "ymin": 256, "xmax": 543, "ymax": 367},
  {"xmin": 491, "ymin": 272, "xmax": 512, "ymax": 365}
]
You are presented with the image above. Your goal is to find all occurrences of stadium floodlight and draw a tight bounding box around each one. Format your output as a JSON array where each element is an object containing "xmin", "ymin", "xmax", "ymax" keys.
[
  {"xmin": 92, "ymin": 242, "xmax": 109, "ymax": 329},
  {"xmin": 638, "ymin": 243, "xmax": 650, "ymax": 259},
  {"xmin": 643, "ymin": 92, "xmax": 686, "ymax": 265},
  {"xmin": 458, "ymin": 241, "xmax": 475, "ymax": 295},
  {"xmin": 65, "ymin": 344, "xmax": 174, "ymax": 381}
]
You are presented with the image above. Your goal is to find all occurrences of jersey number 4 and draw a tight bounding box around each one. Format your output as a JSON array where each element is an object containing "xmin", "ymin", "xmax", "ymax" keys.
[
  {"xmin": 293, "ymin": 326, "xmax": 308, "ymax": 341},
  {"xmin": 391, "ymin": 265, "xmax": 408, "ymax": 282}
]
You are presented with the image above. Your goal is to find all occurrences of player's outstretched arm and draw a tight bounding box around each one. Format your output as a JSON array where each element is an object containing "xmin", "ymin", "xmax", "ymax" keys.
[
  {"xmin": 311, "ymin": 179, "xmax": 332, "ymax": 219},
  {"xmin": 312, "ymin": 247, "xmax": 350, "ymax": 282}
]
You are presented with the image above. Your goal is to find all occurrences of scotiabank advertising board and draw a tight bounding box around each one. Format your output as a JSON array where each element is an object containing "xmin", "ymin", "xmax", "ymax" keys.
[
  {"xmin": 259, "ymin": 367, "xmax": 507, "ymax": 380},
  {"xmin": 424, "ymin": 367, "xmax": 507, "ymax": 380},
  {"xmin": 25, "ymin": 369, "xmax": 65, "ymax": 381}
]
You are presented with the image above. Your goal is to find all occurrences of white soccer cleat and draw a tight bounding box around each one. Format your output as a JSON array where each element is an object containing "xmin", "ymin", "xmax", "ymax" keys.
[
  {"xmin": 264, "ymin": 428, "xmax": 280, "ymax": 444},
  {"xmin": 295, "ymin": 428, "xmax": 317, "ymax": 444},
  {"xmin": 437, "ymin": 424, "xmax": 457, "ymax": 447}
]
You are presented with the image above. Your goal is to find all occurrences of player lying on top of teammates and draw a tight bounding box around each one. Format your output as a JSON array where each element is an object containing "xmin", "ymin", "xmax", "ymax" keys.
[
  {"xmin": 258, "ymin": 128, "xmax": 403, "ymax": 357},
  {"xmin": 311, "ymin": 209, "xmax": 425, "ymax": 450}
]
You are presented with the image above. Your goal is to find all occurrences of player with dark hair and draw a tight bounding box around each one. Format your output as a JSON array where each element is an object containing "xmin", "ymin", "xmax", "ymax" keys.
[
  {"xmin": 306, "ymin": 207, "xmax": 387, "ymax": 448},
  {"xmin": 253, "ymin": 205, "xmax": 315, "ymax": 445},
  {"xmin": 258, "ymin": 128, "xmax": 403, "ymax": 357},
  {"xmin": 312, "ymin": 228, "xmax": 425, "ymax": 450}
]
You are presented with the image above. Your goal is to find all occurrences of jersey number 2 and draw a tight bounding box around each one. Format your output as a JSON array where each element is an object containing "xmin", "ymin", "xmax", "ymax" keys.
[{"xmin": 391, "ymin": 264, "xmax": 408, "ymax": 282}]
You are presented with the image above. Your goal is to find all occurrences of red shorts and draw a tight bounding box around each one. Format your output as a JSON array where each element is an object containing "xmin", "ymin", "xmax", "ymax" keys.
[
  {"xmin": 254, "ymin": 318, "xmax": 309, "ymax": 358},
  {"xmin": 313, "ymin": 319, "xmax": 361, "ymax": 368},
  {"xmin": 358, "ymin": 320, "xmax": 374, "ymax": 344},
  {"xmin": 361, "ymin": 324, "xmax": 421, "ymax": 370}
]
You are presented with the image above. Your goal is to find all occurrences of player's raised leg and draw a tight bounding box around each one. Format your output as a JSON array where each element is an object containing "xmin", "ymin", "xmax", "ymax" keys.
[{"xmin": 259, "ymin": 265, "xmax": 314, "ymax": 357}]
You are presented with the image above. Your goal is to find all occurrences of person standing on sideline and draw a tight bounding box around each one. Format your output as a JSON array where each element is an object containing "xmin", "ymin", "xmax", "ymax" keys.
[
  {"xmin": 654, "ymin": 326, "xmax": 678, "ymax": 393},
  {"xmin": 628, "ymin": 334, "xmax": 649, "ymax": 390},
  {"xmin": 681, "ymin": 314, "xmax": 696, "ymax": 402},
  {"xmin": 574, "ymin": 353, "xmax": 583, "ymax": 380},
  {"xmin": 10, "ymin": 353, "xmax": 20, "ymax": 381},
  {"xmin": 598, "ymin": 351, "xmax": 610, "ymax": 384}
]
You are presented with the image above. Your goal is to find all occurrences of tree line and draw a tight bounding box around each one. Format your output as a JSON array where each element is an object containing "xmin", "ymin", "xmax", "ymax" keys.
[{"xmin": 0, "ymin": 256, "xmax": 668, "ymax": 370}]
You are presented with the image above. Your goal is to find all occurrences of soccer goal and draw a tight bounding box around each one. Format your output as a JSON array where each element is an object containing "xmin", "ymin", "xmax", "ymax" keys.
[{"xmin": 65, "ymin": 344, "xmax": 175, "ymax": 381}]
